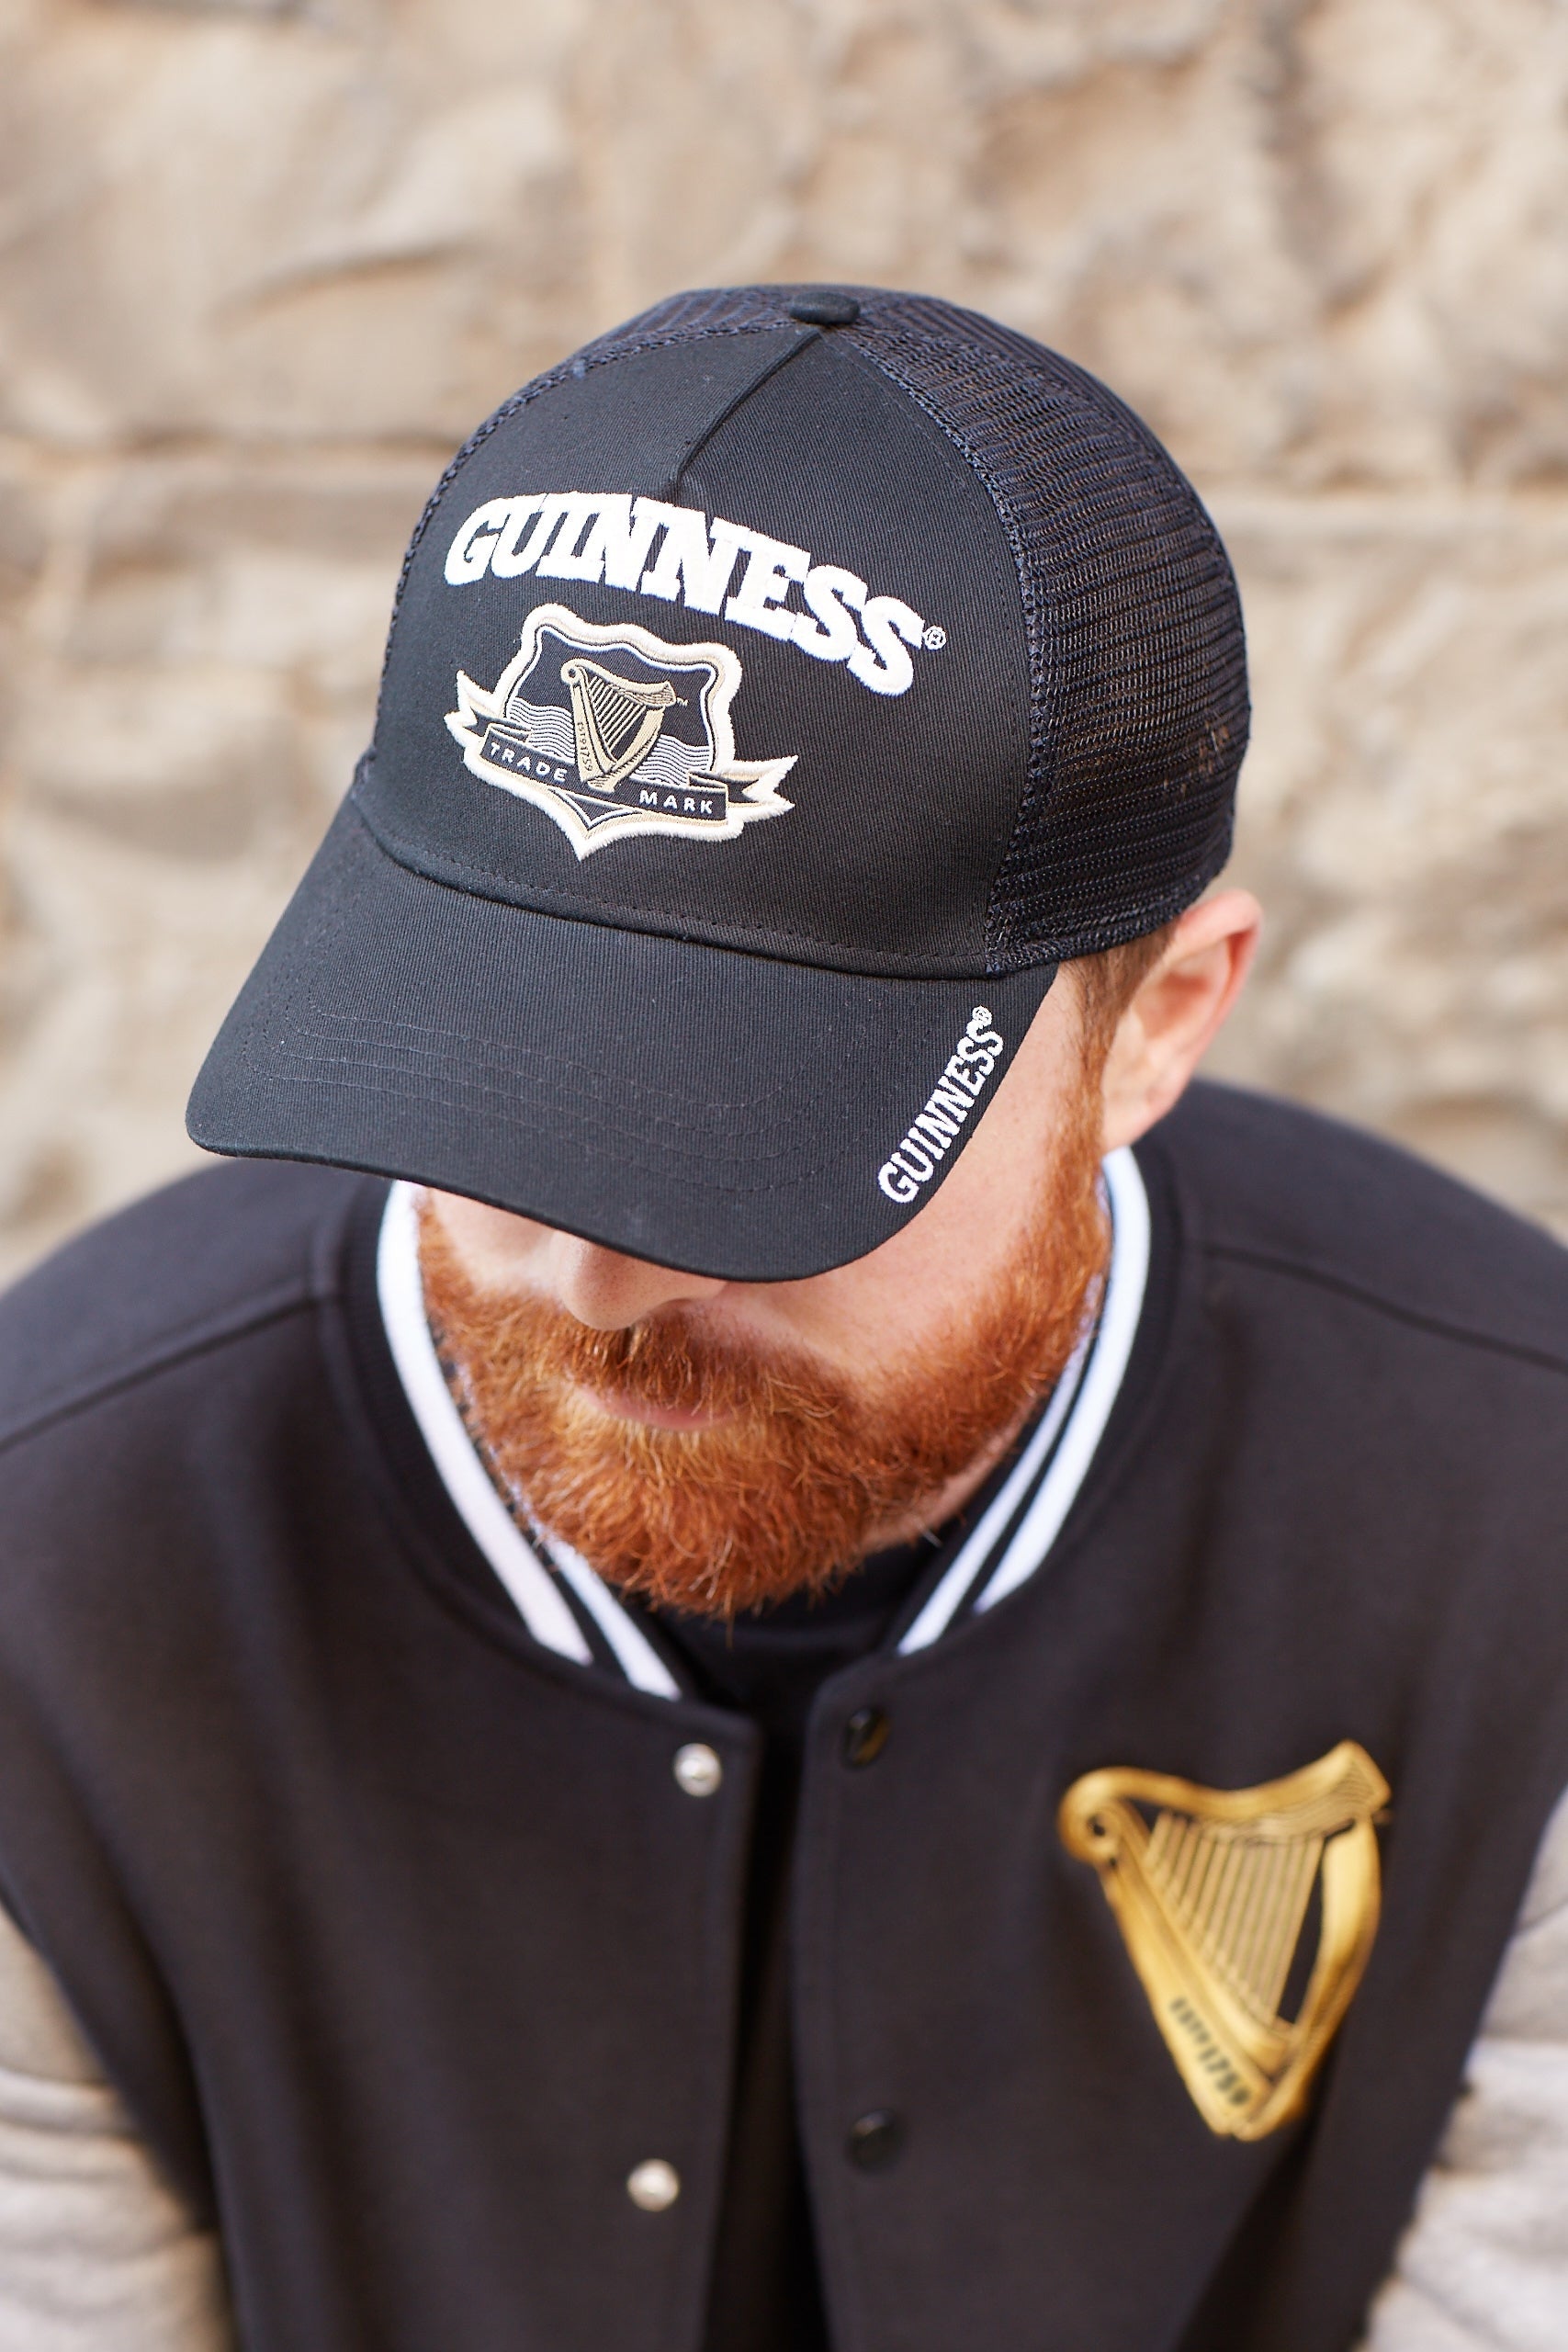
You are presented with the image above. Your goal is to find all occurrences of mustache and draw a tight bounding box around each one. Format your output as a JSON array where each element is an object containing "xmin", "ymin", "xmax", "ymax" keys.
[
  {"xmin": 533, "ymin": 1307, "xmax": 846, "ymax": 1411},
  {"xmin": 465, "ymin": 1295, "xmax": 845, "ymax": 1427}
]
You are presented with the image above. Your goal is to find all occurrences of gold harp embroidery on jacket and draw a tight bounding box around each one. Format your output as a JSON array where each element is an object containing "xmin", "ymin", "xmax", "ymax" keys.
[{"xmin": 1059, "ymin": 1741, "xmax": 1389, "ymax": 2140}]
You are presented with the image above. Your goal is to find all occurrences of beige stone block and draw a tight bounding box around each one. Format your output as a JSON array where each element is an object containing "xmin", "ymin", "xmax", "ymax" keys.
[
  {"xmin": 0, "ymin": 3, "xmax": 585, "ymax": 444},
  {"xmin": 15, "ymin": 663, "xmax": 303, "ymax": 855},
  {"xmin": 1209, "ymin": 491, "xmax": 1568, "ymax": 1231},
  {"xmin": 1283, "ymin": 0, "xmax": 1568, "ymax": 487},
  {"xmin": 957, "ymin": 28, "xmax": 1314, "ymax": 481},
  {"xmin": 0, "ymin": 810, "xmax": 304, "ymax": 1281},
  {"xmin": 0, "ymin": 471, "xmax": 48, "ymax": 609}
]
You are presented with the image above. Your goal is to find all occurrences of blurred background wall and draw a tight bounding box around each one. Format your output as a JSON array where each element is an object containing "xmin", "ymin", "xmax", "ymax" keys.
[{"xmin": 1, "ymin": 0, "xmax": 1565, "ymax": 1283}]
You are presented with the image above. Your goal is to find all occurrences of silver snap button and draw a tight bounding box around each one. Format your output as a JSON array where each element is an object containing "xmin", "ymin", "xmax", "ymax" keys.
[
  {"xmin": 626, "ymin": 2157, "xmax": 681, "ymax": 2211},
  {"xmin": 673, "ymin": 1742, "xmax": 723, "ymax": 1798}
]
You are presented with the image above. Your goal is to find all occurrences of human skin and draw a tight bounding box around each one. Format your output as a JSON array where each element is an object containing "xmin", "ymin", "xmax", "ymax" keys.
[{"xmin": 428, "ymin": 889, "xmax": 1261, "ymax": 1540}]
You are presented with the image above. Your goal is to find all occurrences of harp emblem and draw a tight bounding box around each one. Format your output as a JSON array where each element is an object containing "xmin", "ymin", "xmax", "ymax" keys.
[
  {"xmin": 1060, "ymin": 1741, "xmax": 1388, "ymax": 2140},
  {"xmin": 446, "ymin": 603, "xmax": 796, "ymax": 859},
  {"xmin": 560, "ymin": 659, "xmax": 681, "ymax": 796}
]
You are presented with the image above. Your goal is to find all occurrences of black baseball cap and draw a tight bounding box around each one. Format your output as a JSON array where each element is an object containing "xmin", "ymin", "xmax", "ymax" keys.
[{"xmin": 188, "ymin": 285, "xmax": 1247, "ymax": 1281}]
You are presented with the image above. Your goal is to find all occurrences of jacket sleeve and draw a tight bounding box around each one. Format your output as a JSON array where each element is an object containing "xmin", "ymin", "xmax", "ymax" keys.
[
  {"xmin": 1359, "ymin": 1782, "xmax": 1568, "ymax": 2351},
  {"xmin": 0, "ymin": 1900, "xmax": 234, "ymax": 2352}
]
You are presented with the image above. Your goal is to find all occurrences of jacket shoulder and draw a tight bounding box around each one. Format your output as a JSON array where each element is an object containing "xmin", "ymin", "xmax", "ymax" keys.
[
  {"xmin": 0, "ymin": 1160, "xmax": 374, "ymax": 1452},
  {"xmin": 1154, "ymin": 1082, "xmax": 1568, "ymax": 1372}
]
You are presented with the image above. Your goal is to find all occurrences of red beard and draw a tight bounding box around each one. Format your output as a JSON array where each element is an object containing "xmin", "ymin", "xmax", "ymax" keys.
[{"xmin": 418, "ymin": 1089, "xmax": 1108, "ymax": 1618}]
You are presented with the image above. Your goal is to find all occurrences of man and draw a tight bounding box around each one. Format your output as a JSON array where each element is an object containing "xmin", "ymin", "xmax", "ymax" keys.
[{"xmin": 0, "ymin": 284, "xmax": 1563, "ymax": 2352}]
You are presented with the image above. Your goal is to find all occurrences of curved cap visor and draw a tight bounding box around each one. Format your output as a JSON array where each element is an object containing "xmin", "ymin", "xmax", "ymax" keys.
[{"xmin": 186, "ymin": 799, "xmax": 1058, "ymax": 1283}]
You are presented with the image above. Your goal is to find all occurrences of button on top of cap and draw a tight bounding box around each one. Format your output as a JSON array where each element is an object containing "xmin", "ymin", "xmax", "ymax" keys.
[{"xmin": 785, "ymin": 291, "xmax": 860, "ymax": 326}]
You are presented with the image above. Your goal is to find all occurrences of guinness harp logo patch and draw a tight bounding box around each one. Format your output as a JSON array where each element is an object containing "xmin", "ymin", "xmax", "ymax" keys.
[
  {"xmin": 1060, "ymin": 1741, "xmax": 1388, "ymax": 2140},
  {"xmin": 446, "ymin": 604, "xmax": 797, "ymax": 859}
]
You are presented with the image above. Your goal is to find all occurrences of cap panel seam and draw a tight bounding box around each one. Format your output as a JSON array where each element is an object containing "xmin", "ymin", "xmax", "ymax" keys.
[
  {"xmin": 662, "ymin": 326, "xmax": 820, "ymax": 499},
  {"xmin": 279, "ymin": 984, "xmax": 937, "ymax": 1132},
  {"xmin": 815, "ymin": 335, "xmax": 1032, "ymax": 948},
  {"xmin": 348, "ymin": 786, "xmax": 1021, "ymax": 981},
  {"xmin": 250, "ymin": 1058, "xmax": 873, "ymax": 1186},
  {"xmin": 377, "ymin": 315, "xmax": 817, "ymax": 707},
  {"xmin": 839, "ymin": 322, "xmax": 1057, "ymax": 959}
]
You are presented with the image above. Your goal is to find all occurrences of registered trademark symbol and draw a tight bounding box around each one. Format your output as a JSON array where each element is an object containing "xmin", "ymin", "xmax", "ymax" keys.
[{"xmin": 923, "ymin": 625, "xmax": 947, "ymax": 650}]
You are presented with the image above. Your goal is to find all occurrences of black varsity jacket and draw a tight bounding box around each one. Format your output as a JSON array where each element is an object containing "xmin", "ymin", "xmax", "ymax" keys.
[{"xmin": 0, "ymin": 1081, "xmax": 1566, "ymax": 2352}]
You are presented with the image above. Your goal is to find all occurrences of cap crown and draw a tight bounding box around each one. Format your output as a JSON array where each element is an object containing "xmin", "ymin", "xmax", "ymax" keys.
[{"xmin": 362, "ymin": 286, "xmax": 1248, "ymax": 980}]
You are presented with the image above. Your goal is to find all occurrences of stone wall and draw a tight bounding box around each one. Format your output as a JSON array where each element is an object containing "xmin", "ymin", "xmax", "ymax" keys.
[{"xmin": 2, "ymin": 0, "xmax": 1565, "ymax": 1281}]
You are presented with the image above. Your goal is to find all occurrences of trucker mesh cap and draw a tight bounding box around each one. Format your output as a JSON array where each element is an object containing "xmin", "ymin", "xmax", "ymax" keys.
[{"xmin": 188, "ymin": 284, "xmax": 1248, "ymax": 1281}]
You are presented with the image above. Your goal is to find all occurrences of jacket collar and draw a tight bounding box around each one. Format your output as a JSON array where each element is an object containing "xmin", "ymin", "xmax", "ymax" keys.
[{"xmin": 376, "ymin": 1148, "xmax": 1150, "ymax": 1697}]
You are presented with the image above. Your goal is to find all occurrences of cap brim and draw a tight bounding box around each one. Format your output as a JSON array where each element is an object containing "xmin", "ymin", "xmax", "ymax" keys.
[{"xmin": 187, "ymin": 799, "xmax": 1057, "ymax": 1282}]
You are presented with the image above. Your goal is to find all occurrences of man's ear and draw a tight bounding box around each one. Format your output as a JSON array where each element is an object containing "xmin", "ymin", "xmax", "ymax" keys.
[{"xmin": 1098, "ymin": 889, "xmax": 1262, "ymax": 1152}]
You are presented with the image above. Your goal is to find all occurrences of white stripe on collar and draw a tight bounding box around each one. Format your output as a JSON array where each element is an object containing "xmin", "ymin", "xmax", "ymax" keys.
[
  {"xmin": 972, "ymin": 1141, "xmax": 1149, "ymax": 1611},
  {"xmin": 535, "ymin": 1529, "xmax": 682, "ymax": 1698},
  {"xmin": 377, "ymin": 1148, "xmax": 1150, "ymax": 1690},
  {"xmin": 896, "ymin": 1144, "xmax": 1150, "ymax": 1651},
  {"xmin": 895, "ymin": 1328, "xmax": 1093, "ymax": 1656},
  {"xmin": 378, "ymin": 1184, "xmax": 680, "ymax": 1696},
  {"xmin": 378, "ymin": 1183, "xmax": 593, "ymax": 1667}
]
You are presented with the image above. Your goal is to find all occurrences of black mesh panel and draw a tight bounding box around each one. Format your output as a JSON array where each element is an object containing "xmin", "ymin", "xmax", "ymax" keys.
[{"xmin": 842, "ymin": 296, "xmax": 1248, "ymax": 966}]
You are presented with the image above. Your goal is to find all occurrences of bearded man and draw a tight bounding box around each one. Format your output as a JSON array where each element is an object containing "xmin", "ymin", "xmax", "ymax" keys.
[{"xmin": 0, "ymin": 287, "xmax": 1565, "ymax": 2352}]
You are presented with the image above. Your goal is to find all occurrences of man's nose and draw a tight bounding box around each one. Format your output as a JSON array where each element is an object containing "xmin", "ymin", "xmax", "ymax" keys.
[{"xmin": 533, "ymin": 1232, "xmax": 727, "ymax": 1331}]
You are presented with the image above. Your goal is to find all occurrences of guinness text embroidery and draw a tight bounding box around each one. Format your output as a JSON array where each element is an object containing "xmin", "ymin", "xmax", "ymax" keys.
[
  {"xmin": 445, "ymin": 492, "xmax": 939, "ymax": 697},
  {"xmin": 446, "ymin": 604, "xmax": 797, "ymax": 860},
  {"xmin": 1060, "ymin": 1741, "xmax": 1388, "ymax": 2139},
  {"xmin": 878, "ymin": 1010, "xmax": 1005, "ymax": 1203}
]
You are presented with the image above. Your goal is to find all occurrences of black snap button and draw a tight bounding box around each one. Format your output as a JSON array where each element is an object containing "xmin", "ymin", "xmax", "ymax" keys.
[
  {"xmin": 785, "ymin": 292, "xmax": 861, "ymax": 327},
  {"xmin": 842, "ymin": 1706, "xmax": 890, "ymax": 1768},
  {"xmin": 847, "ymin": 2109, "xmax": 905, "ymax": 2170}
]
